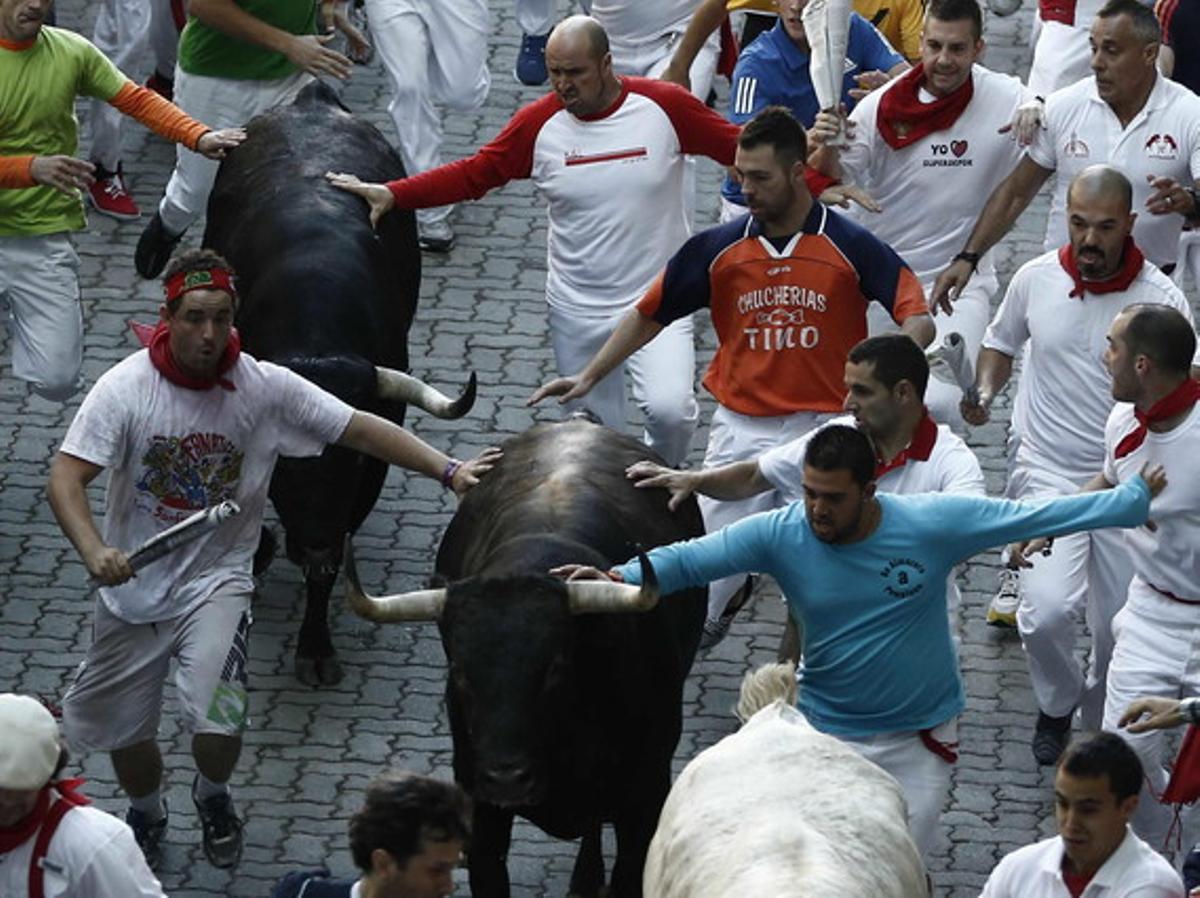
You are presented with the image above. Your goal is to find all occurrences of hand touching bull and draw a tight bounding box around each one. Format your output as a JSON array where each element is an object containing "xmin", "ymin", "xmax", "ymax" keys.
[{"xmin": 326, "ymin": 171, "xmax": 396, "ymax": 228}]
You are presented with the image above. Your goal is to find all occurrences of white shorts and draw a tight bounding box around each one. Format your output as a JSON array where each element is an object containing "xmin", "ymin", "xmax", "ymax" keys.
[
  {"xmin": 842, "ymin": 718, "xmax": 957, "ymax": 861},
  {"xmin": 62, "ymin": 589, "xmax": 253, "ymax": 752},
  {"xmin": 700, "ymin": 405, "xmax": 837, "ymax": 617},
  {"xmin": 0, "ymin": 232, "xmax": 83, "ymax": 400}
]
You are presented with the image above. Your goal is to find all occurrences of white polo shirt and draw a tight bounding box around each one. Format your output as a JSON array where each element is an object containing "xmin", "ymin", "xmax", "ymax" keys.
[
  {"xmin": 1026, "ymin": 74, "xmax": 1200, "ymax": 270},
  {"xmin": 980, "ymin": 828, "xmax": 1184, "ymax": 897},
  {"xmin": 982, "ymin": 250, "xmax": 1195, "ymax": 483},
  {"xmin": 758, "ymin": 412, "xmax": 985, "ymax": 501},
  {"xmin": 1103, "ymin": 402, "xmax": 1200, "ymax": 599},
  {"xmin": 840, "ymin": 65, "xmax": 1030, "ymax": 283}
]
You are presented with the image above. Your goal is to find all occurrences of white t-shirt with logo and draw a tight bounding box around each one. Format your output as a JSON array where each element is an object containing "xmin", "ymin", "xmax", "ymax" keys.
[
  {"xmin": 60, "ymin": 351, "xmax": 354, "ymax": 624},
  {"xmin": 1026, "ymin": 74, "xmax": 1200, "ymax": 269},
  {"xmin": 982, "ymin": 250, "xmax": 1196, "ymax": 483},
  {"xmin": 1104, "ymin": 402, "xmax": 1200, "ymax": 598},
  {"xmin": 839, "ymin": 65, "xmax": 1030, "ymax": 283}
]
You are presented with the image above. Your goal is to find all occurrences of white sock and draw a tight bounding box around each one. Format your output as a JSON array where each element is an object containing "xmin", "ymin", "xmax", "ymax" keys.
[
  {"xmin": 193, "ymin": 773, "xmax": 230, "ymax": 802},
  {"xmin": 129, "ymin": 789, "xmax": 166, "ymax": 821}
]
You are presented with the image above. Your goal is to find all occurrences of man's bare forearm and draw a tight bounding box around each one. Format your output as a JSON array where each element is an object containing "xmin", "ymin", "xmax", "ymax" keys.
[{"xmin": 961, "ymin": 157, "xmax": 1053, "ymax": 255}]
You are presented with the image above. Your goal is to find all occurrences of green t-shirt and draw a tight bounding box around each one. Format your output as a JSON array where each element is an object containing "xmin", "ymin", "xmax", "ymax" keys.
[
  {"xmin": 0, "ymin": 27, "xmax": 126, "ymax": 236},
  {"xmin": 178, "ymin": 0, "xmax": 317, "ymax": 81}
]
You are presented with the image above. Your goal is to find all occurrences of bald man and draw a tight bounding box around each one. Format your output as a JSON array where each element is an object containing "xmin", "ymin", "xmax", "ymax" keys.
[
  {"xmin": 327, "ymin": 16, "xmax": 742, "ymax": 466},
  {"xmin": 962, "ymin": 165, "xmax": 1198, "ymax": 767}
]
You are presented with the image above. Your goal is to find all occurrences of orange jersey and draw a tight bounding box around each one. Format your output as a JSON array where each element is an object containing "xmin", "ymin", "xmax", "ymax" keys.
[{"xmin": 638, "ymin": 203, "xmax": 927, "ymax": 416}]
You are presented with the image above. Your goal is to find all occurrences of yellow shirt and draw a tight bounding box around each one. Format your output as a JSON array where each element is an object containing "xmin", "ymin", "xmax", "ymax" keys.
[
  {"xmin": 726, "ymin": 1, "xmax": 776, "ymax": 12},
  {"xmin": 850, "ymin": 0, "xmax": 925, "ymax": 61}
]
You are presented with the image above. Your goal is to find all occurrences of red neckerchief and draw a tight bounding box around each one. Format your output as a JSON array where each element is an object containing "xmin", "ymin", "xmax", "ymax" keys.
[
  {"xmin": 876, "ymin": 64, "xmax": 974, "ymax": 150},
  {"xmin": 1057, "ymin": 237, "xmax": 1144, "ymax": 299},
  {"xmin": 875, "ymin": 408, "xmax": 938, "ymax": 478},
  {"xmin": 0, "ymin": 779, "xmax": 90, "ymax": 853},
  {"xmin": 1114, "ymin": 378, "xmax": 1200, "ymax": 458},
  {"xmin": 1060, "ymin": 856, "xmax": 1095, "ymax": 898},
  {"xmin": 129, "ymin": 319, "xmax": 241, "ymax": 392}
]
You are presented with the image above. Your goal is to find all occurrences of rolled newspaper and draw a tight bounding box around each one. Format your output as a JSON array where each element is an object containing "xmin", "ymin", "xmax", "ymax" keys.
[
  {"xmin": 87, "ymin": 502, "xmax": 243, "ymax": 586},
  {"xmin": 927, "ymin": 332, "xmax": 979, "ymax": 405},
  {"xmin": 803, "ymin": 0, "xmax": 853, "ymax": 146}
]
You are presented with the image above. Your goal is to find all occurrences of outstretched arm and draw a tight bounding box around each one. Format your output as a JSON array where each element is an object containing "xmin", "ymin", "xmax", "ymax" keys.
[
  {"xmin": 626, "ymin": 458, "xmax": 772, "ymax": 509},
  {"xmin": 335, "ymin": 412, "xmax": 501, "ymax": 495},
  {"xmin": 528, "ymin": 309, "xmax": 665, "ymax": 407}
]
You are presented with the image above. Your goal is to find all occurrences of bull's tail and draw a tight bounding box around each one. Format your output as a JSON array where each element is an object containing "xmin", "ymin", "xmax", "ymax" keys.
[{"xmin": 734, "ymin": 661, "xmax": 797, "ymax": 723}]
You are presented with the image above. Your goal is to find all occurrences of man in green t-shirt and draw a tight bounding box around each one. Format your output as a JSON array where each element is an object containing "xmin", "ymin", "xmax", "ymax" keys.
[
  {"xmin": 0, "ymin": 0, "xmax": 243, "ymax": 400},
  {"xmin": 134, "ymin": 0, "xmax": 368, "ymax": 279}
]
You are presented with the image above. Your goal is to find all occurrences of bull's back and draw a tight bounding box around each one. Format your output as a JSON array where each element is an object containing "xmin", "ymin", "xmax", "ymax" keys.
[{"xmin": 644, "ymin": 702, "xmax": 928, "ymax": 898}]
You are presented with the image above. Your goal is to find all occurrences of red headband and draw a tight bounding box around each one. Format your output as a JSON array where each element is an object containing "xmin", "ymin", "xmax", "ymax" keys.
[{"xmin": 163, "ymin": 267, "xmax": 238, "ymax": 302}]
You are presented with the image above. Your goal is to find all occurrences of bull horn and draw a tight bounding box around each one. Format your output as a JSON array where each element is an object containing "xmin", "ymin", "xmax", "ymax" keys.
[
  {"xmin": 343, "ymin": 536, "xmax": 446, "ymax": 622},
  {"xmin": 376, "ymin": 368, "xmax": 477, "ymax": 419},
  {"xmin": 566, "ymin": 551, "xmax": 659, "ymax": 614}
]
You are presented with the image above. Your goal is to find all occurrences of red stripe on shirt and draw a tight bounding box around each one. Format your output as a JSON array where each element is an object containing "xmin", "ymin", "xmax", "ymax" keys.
[{"xmin": 564, "ymin": 147, "xmax": 648, "ymax": 166}]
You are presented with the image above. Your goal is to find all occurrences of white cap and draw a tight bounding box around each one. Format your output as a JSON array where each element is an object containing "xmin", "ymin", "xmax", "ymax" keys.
[{"xmin": 0, "ymin": 694, "xmax": 61, "ymax": 791}]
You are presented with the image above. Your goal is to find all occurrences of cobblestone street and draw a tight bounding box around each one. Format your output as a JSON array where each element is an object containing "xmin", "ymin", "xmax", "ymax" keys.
[{"xmin": 1, "ymin": 1, "xmax": 1196, "ymax": 895}]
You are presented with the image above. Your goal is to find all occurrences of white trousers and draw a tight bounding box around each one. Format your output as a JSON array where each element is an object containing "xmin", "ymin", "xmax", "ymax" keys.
[
  {"xmin": 0, "ymin": 233, "xmax": 83, "ymax": 400},
  {"xmin": 843, "ymin": 722, "xmax": 956, "ymax": 861},
  {"xmin": 515, "ymin": 0, "xmax": 558, "ymax": 35},
  {"xmin": 867, "ymin": 272, "xmax": 994, "ymax": 431},
  {"xmin": 89, "ymin": 0, "xmax": 151, "ymax": 171},
  {"xmin": 700, "ymin": 405, "xmax": 837, "ymax": 619},
  {"xmin": 1010, "ymin": 463, "xmax": 1133, "ymax": 725},
  {"xmin": 158, "ymin": 67, "xmax": 311, "ymax": 235},
  {"xmin": 1103, "ymin": 578, "xmax": 1200, "ymax": 852},
  {"xmin": 1027, "ymin": 19, "xmax": 1092, "ymax": 98},
  {"xmin": 547, "ymin": 305, "xmax": 698, "ymax": 467},
  {"xmin": 366, "ymin": 0, "xmax": 491, "ymax": 228}
]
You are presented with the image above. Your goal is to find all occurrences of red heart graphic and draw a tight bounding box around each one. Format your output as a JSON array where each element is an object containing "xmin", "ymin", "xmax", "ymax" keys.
[{"xmin": 950, "ymin": 140, "xmax": 968, "ymax": 158}]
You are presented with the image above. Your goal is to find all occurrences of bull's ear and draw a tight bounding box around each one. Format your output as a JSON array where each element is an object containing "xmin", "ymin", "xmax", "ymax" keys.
[{"xmin": 427, "ymin": 573, "xmax": 450, "ymax": 589}]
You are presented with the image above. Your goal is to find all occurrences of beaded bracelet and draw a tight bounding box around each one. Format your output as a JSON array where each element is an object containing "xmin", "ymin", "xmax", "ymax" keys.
[{"xmin": 441, "ymin": 459, "xmax": 463, "ymax": 489}]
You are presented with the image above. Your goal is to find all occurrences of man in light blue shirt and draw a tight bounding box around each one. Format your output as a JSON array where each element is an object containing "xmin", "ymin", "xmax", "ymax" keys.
[{"xmin": 554, "ymin": 425, "xmax": 1164, "ymax": 859}]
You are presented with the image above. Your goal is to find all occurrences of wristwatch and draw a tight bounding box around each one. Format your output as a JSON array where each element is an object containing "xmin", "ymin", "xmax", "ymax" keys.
[
  {"xmin": 1182, "ymin": 696, "xmax": 1200, "ymax": 724},
  {"xmin": 953, "ymin": 251, "xmax": 981, "ymax": 271}
]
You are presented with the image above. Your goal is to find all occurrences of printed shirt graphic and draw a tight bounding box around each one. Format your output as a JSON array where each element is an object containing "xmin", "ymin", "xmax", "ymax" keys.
[
  {"xmin": 60, "ymin": 351, "xmax": 353, "ymax": 623},
  {"xmin": 638, "ymin": 202, "xmax": 927, "ymax": 416}
]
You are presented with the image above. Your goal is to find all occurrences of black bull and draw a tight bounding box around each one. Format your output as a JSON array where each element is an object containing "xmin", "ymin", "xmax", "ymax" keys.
[
  {"xmin": 204, "ymin": 81, "xmax": 473, "ymax": 686},
  {"xmin": 346, "ymin": 420, "xmax": 707, "ymax": 898}
]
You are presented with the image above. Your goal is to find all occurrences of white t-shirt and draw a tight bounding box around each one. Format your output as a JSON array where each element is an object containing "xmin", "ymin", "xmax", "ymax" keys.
[
  {"xmin": 758, "ymin": 413, "xmax": 986, "ymax": 501},
  {"xmin": 0, "ymin": 805, "xmax": 167, "ymax": 898},
  {"xmin": 1103, "ymin": 402, "xmax": 1200, "ymax": 599},
  {"xmin": 1026, "ymin": 74, "xmax": 1200, "ymax": 269},
  {"xmin": 60, "ymin": 351, "xmax": 354, "ymax": 624},
  {"xmin": 840, "ymin": 65, "xmax": 1030, "ymax": 283},
  {"xmin": 980, "ymin": 828, "xmax": 1183, "ymax": 897},
  {"xmin": 982, "ymin": 250, "xmax": 1196, "ymax": 483},
  {"xmin": 589, "ymin": 0, "xmax": 697, "ymax": 45}
]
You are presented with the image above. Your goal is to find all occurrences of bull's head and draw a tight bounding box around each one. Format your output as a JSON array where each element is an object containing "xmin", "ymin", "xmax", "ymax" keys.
[{"xmin": 344, "ymin": 539, "xmax": 659, "ymax": 806}]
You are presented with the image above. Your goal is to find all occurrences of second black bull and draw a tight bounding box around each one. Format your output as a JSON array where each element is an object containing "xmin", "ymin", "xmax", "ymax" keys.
[
  {"xmin": 204, "ymin": 81, "xmax": 474, "ymax": 686},
  {"xmin": 346, "ymin": 419, "xmax": 707, "ymax": 898}
]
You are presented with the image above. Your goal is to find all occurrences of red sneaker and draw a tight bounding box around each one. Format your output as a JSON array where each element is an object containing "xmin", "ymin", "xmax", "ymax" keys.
[
  {"xmin": 87, "ymin": 165, "xmax": 140, "ymax": 221},
  {"xmin": 145, "ymin": 70, "xmax": 174, "ymax": 102}
]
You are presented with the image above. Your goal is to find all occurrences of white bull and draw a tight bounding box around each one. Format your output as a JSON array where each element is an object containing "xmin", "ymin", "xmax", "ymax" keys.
[{"xmin": 644, "ymin": 663, "xmax": 928, "ymax": 897}]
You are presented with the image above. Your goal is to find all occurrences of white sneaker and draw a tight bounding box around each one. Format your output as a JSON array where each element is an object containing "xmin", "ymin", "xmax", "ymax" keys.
[{"xmin": 987, "ymin": 567, "xmax": 1020, "ymax": 628}]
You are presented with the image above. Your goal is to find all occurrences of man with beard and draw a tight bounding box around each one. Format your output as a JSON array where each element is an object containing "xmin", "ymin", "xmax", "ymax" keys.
[
  {"xmin": 961, "ymin": 166, "xmax": 1198, "ymax": 767},
  {"xmin": 530, "ymin": 105, "xmax": 934, "ymax": 650},
  {"xmin": 554, "ymin": 424, "xmax": 1166, "ymax": 859}
]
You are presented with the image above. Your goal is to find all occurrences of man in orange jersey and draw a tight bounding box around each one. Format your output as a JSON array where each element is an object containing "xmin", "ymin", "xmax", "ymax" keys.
[
  {"xmin": 0, "ymin": 0, "xmax": 243, "ymax": 401},
  {"xmin": 530, "ymin": 105, "xmax": 934, "ymax": 649}
]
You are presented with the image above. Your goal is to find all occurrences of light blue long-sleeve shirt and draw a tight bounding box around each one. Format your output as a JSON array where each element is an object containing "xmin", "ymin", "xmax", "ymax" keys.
[{"xmin": 615, "ymin": 476, "xmax": 1151, "ymax": 737}]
